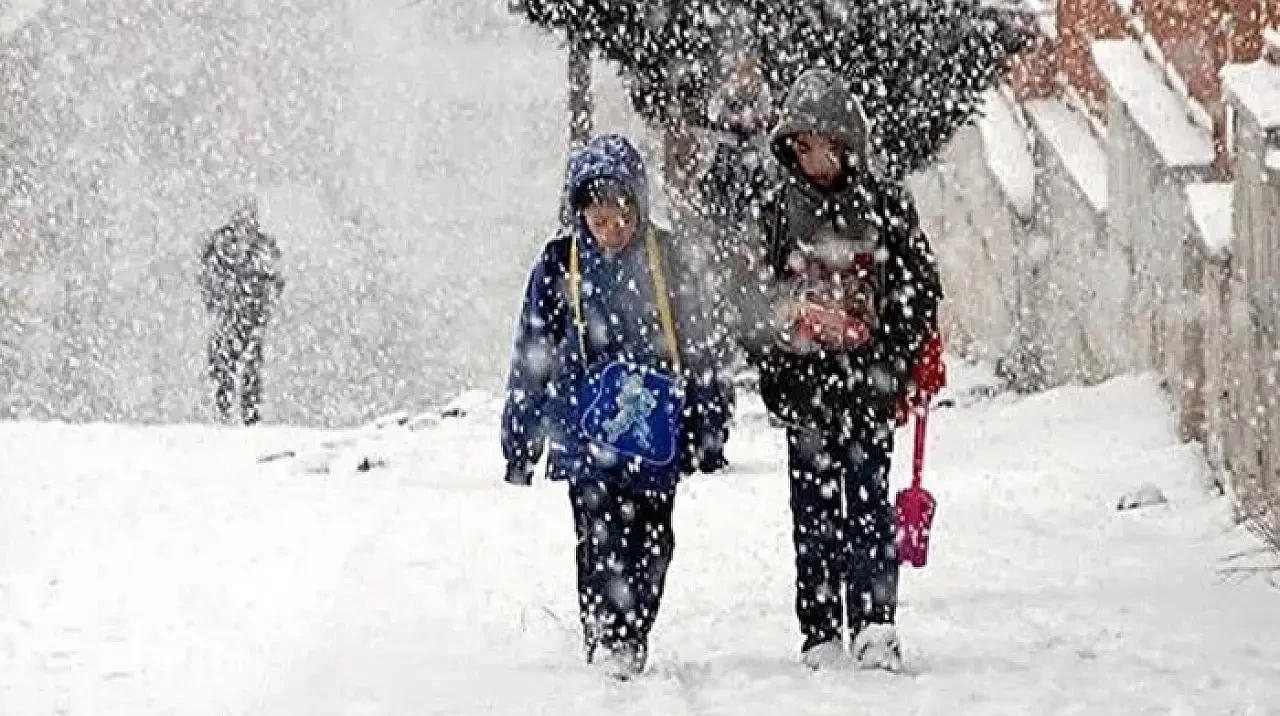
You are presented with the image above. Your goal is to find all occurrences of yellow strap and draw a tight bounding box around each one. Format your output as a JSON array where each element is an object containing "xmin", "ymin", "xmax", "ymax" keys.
[
  {"xmin": 645, "ymin": 229, "xmax": 682, "ymax": 373},
  {"xmin": 567, "ymin": 228, "xmax": 682, "ymax": 372},
  {"xmin": 569, "ymin": 236, "xmax": 587, "ymax": 357}
]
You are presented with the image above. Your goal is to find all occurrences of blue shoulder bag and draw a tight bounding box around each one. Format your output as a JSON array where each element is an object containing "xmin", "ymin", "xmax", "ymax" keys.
[{"xmin": 569, "ymin": 230, "xmax": 686, "ymax": 470}]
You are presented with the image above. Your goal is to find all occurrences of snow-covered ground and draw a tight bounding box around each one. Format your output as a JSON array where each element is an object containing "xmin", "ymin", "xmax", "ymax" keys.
[
  {"xmin": 3, "ymin": 3, "xmax": 1279, "ymax": 713},
  {"xmin": 3, "ymin": 363, "xmax": 1278, "ymax": 715}
]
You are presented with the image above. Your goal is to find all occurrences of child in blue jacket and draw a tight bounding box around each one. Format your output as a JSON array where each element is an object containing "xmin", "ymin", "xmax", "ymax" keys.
[{"xmin": 501, "ymin": 134, "xmax": 729, "ymax": 679}]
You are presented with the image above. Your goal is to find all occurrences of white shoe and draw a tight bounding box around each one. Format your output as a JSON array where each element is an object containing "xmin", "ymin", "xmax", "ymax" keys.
[
  {"xmin": 800, "ymin": 639, "xmax": 850, "ymax": 670},
  {"xmin": 590, "ymin": 643, "xmax": 645, "ymax": 680},
  {"xmin": 852, "ymin": 624, "xmax": 903, "ymax": 672}
]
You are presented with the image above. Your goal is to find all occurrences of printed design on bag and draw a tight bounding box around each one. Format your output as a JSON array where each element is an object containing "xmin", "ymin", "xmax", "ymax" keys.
[{"xmin": 602, "ymin": 372, "xmax": 658, "ymax": 449}]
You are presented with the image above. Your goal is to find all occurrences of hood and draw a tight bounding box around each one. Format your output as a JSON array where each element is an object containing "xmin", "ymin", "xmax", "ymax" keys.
[
  {"xmin": 228, "ymin": 193, "xmax": 260, "ymax": 229},
  {"xmin": 563, "ymin": 134, "xmax": 650, "ymax": 223},
  {"xmin": 769, "ymin": 68, "xmax": 876, "ymax": 181}
]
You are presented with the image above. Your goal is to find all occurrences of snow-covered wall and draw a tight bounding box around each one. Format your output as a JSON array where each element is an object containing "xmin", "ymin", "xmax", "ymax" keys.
[
  {"xmin": 1222, "ymin": 60, "xmax": 1280, "ymax": 517},
  {"xmin": 0, "ymin": 0, "xmax": 570, "ymax": 426},
  {"xmin": 1023, "ymin": 99, "xmax": 1113, "ymax": 385},
  {"xmin": 910, "ymin": 89, "xmax": 1117, "ymax": 390},
  {"xmin": 907, "ymin": 91, "xmax": 1026, "ymax": 372},
  {"xmin": 1096, "ymin": 39, "xmax": 1218, "ymax": 383},
  {"xmin": 920, "ymin": 38, "xmax": 1280, "ymax": 522}
]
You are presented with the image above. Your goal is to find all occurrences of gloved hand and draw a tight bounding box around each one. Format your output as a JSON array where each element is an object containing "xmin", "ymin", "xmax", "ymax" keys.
[
  {"xmin": 696, "ymin": 421, "xmax": 730, "ymax": 475},
  {"xmin": 895, "ymin": 332, "xmax": 946, "ymax": 425},
  {"xmin": 679, "ymin": 445, "xmax": 700, "ymax": 476},
  {"xmin": 504, "ymin": 461, "xmax": 534, "ymax": 486},
  {"xmin": 698, "ymin": 451, "xmax": 729, "ymax": 475},
  {"xmin": 680, "ymin": 440, "xmax": 729, "ymax": 476},
  {"xmin": 914, "ymin": 332, "xmax": 947, "ymax": 396}
]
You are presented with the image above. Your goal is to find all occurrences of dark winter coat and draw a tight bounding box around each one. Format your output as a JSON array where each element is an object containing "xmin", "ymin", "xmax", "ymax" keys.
[
  {"xmin": 739, "ymin": 68, "xmax": 942, "ymax": 435},
  {"xmin": 501, "ymin": 134, "xmax": 730, "ymax": 490},
  {"xmin": 199, "ymin": 221, "xmax": 284, "ymax": 325}
]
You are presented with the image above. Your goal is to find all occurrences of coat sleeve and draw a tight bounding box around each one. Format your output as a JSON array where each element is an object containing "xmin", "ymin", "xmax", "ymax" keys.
[
  {"xmin": 198, "ymin": 233, "xmax": 220, "ymax": 313},
  {"xmin": 263, "ymin": 233, "xmax": 285, "ymax": 295},
  {"xmin": 683, "ymin": 365, "xmax": 731, "ymax": 473},
  {"xmin": 500, "ymin": 240, "xmax": 571, "ymax": 474},
  {"xmin": 870, "ymin": 189, "xmax": 943, "ymax": 403}
]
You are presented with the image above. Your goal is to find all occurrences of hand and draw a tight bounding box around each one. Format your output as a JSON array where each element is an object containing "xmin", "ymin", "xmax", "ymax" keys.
[
  {"xmin": 796, "ymin": 301, "xmax": 871, "ymax": 349},
  {"xmin": 894, "ymin": 333, "xmax": 946, "ymax": 425},
  {"xmin": 698, "ymin": 451, "xmax": 729, "ymax": 475},
  {"xmin": 680, "ymin": 440, "xmax": 728, "ymax": 476},
  {"xmin": 771, "ymin": 296, "xmax": 822, "ymax": 355},
  {"xmin": 894, "ymin": 393, "xmax": 924, "ymax": 426},
  {"xmin": 913, "ymin": 333, "xmax": 947, "ymax": 397},
  {"xmin": 504, "ymin": 462, "xmax": 534, "ymax": 486}
]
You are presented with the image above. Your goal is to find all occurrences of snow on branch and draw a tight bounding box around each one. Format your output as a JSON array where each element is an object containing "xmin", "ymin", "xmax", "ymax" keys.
[{"xmin": 512, "ymin": 0, "xmax": 1033, "ymax": 179}]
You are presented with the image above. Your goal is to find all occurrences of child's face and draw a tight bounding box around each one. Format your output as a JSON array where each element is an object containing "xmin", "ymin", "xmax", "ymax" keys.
[
  {"xmin": 583, "ymin": 197, "xmax": 638, "ymax": 253},
  {"xmin": 793, "ymin": 132, "xmax": 844, "ymax": 188}
]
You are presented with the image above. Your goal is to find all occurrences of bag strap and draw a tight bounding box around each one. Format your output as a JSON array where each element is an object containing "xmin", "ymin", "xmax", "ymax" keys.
[
  {"xmin": 568, "ymin": 233, "xmax": 588, "ymax": 359},
  {"xmin": 568, "ymin": 228, "xmax": 682, "ymax": 373},
  {"xmin": 645, "ymin": 229, "xmax": 683, "ymax": 374}
]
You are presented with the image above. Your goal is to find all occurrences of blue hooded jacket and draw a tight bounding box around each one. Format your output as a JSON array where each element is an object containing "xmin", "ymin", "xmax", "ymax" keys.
[{"xmin": 501, "ymin": 134, "xmax": 729, "ymax": 490}]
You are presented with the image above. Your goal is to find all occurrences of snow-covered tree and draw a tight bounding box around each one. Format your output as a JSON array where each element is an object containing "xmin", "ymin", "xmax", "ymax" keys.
[{"xmin": 514, "ymin": 0, "xmax": 1032, "ymax": 180}]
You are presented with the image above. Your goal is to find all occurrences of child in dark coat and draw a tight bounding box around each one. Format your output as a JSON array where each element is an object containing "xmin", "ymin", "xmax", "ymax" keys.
[
  {"xmin": 735, "ymin": 69, "xmax": 946, "ymax": 671},
  {"xmin": 500, "ymin": 134, "xmax": 730, "ymax": 679}
]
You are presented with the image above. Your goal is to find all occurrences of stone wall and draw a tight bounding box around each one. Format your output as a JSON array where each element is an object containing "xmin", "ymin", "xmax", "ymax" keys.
[{"xmin": 917, "ymin": 40, "xmax": 1279, "ymax": 510}]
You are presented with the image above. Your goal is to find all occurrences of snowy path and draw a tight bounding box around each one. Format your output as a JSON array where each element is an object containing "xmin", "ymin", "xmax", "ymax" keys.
[{"xmin": 3, "ymin": 365, "xmax": 1278, "ymax": 715}]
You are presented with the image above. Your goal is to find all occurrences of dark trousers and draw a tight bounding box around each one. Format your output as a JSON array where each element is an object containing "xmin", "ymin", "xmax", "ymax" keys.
[
  {"xmin": 569, "ymin": 479, "xmax": 676, "ymax": 665},
  {"xmin": 786, "ymin": 425, "xmax": 898, "ymax": 648},
  {"xmin": 208, "ymin": 319, "xmax": 265, "ymax": 425}
]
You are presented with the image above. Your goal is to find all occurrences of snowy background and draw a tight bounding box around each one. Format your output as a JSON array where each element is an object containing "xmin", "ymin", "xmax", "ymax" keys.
[{"xmin": 0, "ymin": 0, "xmax": 655, "ymax": 426}]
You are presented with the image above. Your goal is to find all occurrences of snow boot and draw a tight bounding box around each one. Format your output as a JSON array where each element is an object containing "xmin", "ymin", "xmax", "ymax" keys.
[
  {"xmin": 800, "ymin": 636, "xmax": 849, "ymax": 671},
  {"xmin": 852, "ymin": 624, "xmax": 903, "ymax": 672},
  {"xmin": 590, "ymin": 641, "xmax": 646, "ymax": 680}
]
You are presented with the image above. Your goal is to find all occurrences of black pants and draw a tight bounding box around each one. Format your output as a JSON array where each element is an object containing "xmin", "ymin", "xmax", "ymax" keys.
[
  {"xmin": 786, "ymin": 425, "xmax": 898, "ymax": 648},
  {"xmin": 208, "ymin": 319, "xmax": 265, "ymax": 425},
  {"xmin": 569, "ymin": 479, "xmax": 676, "ymax": 665}
]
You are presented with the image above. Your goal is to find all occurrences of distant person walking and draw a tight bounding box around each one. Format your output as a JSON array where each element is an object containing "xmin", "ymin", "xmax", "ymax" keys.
[{"xmin": 198, "ymin": 195, "xmax": 284, "ymax": 425}]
